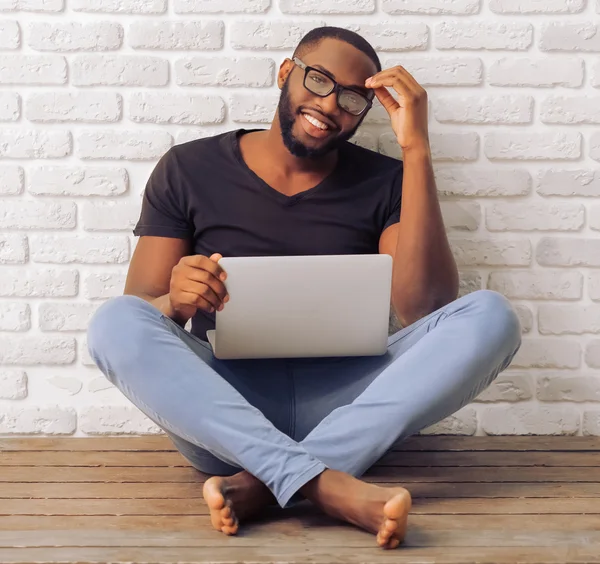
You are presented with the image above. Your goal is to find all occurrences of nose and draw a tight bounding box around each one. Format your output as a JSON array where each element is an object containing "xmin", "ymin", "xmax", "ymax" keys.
[{"xmin": 318, "ymin": 90, "xmax": 340, "ymax": 122}]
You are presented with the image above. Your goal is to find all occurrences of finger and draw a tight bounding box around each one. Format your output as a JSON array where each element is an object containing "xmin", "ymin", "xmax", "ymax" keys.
[
  {"xmin": 373, "ymin": 86, "xmax": 400, "ymax": 116},
  {"xmin": 367, "ymin": 66, "xmax": 421, "ymax": 92},
  {"xmin": 185, "ymin": 268, "xmax": 228, "ymax": 302},
  {"xmin": 368, "ymin": 73, "xmax": 415, "ymax": 98},
  {"xmin": 177, "ymin": 289, "xmax": 214, "ymax": 313},
  {"xmin": 184, "ymin": 280, "xmax": 222, "ymax": 311},
  {"xmin": 186, "ymin": 254, "xmax": 227, "ymax": 281}
]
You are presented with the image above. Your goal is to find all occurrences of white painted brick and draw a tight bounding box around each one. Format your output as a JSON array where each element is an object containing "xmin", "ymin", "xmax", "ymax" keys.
[
  {"xmin": 583, "ymin": 410, "xmax": 600, "ymax": 436},
  {"xmin": 481, "ymin": 405, "xmax": 579, "ymax": 435},
  {"xmin": 72, "ymin": 55, "xmax": 168, "ymax": 87},
  {"xmin": 490, "ymin": 0, "xmax": 584, "ymax": 13},
  {"xmin": 515, "ymin": 305, "xmax": 533, "ymax": 334},
  {"xmin": 129, "ymin": 21, "xmax": 223, "ymax": 50},
  {"xmin": 0, "ymin": 370, "xmax": 27, "ymax": 400},
  {"xmin": 484, "ymin": 131, "xmax": 581, "ymax": 160},
  {"xmin": 512, "ymin": 338, "xmax": 580, "ymax": 369},
  {"xmin": 0, "ymin": 55, "xmax": 66, "ymax": 85},
  {"xmin": 537, "ymin": 237, "xmax": 600, "ymax": 267},
  {"xmin": 591, "ymin": 132, "xmax": 600, "ymax": 162},
  {"xmin": 29, "ymin": 167, "xmax": 128, "ymax": 197},
  {"xmin": 231, "ymin": 21, "xmax": 324, "ymax": 50},
  {"xmin": 349, "ymin": 131, "xmax": 377, "ymax": 152},
  {"xmin": 379, "ymin": 132, "xmax": 479, "ymax": 161},
  {"xmin": 489, "ymin": 57, "xmax": 584, "ymax": 88},
  {"xmin": 435, "ymin": 167, "xmax": 530, "ymax": 197},
  {"xmin": 440, "ymin": 201, "xmax": 480, "ymax": 231},
  {"xmin": 383, "ymin": 0, "xmax": 479, "ymax": 14},
  {"xmin": 0, "ymin": 166, "xmax": 24, "ymax": 196},
  {"xmin": 344, "ymin": 23, "xmax": 428, "ymax": 51},
  {"xmin": 175, "ymin": 57, "xmax": 274, "ymax": 87},
  {"xmin": 39, "ymin": 303, "xmax": 99, "ymax": 331},
  {"xmin": 0, "ymin": 130, "xmax": 71, "ymax": 159},
  {"xmin": 473, "ymin": 372, "xmax": 534, "ymax": 402},
  {"xmin": 486, "ymin": 202, "xmax": 584, "ymax": 232},
  {"xmin": 434, "ymin": 95, "xmax": 533, "ymax": 124},
  {"xmin": 0, "ymin": 92, "xmax": 20, "ymax": 121},
  {"xmin": 590, "ymin": 204, "xmax": 600, "ymax": 231},
  {"xmin": 80, "ymin": 405, "xmax": 162, "ymax": 434},
  {"xmin": 0, "ymin": 406, "xmax": 76, "ymax": 434},
  {"xmin": 436, "ymin": 21, "xmax": 533, "ymax": 51},
  {"xmin": 26, "ymin": 92, "xmax": 121, "ymax": 124},
  {"xmin": 540, "ymin": 23, "xmax": 600, "ymax": 52},
  {"xmin": 0, "ymin": 21, "xmax": 20, "ymax": 49},
  {"xmin": 82, "ymin": 201, "xmax": 139, "ymax": 231},
  {"xmin": 590, "ymin": 273, "xmax": 600, "ymax": 302},
  {"xmin": 230, "ymin": 93, "xmax": 278, "ymax": 123},
  {"xmin": 419, "ymin": 407, "xmax": 477, "ymax": 436},
  {"xmin": 80, "ymin": 337, "xmax": 95, "ymax": 366},
  {"xmin": 28, "ymin": 22, "xmax": 123, "ymax": 52},
  {"xmin": 31, "ymin": 235, "xmax": 129, "ymax": 264},
  {"xmin": 586, "ymin": 340, "xmax": 600, "ymax": 368},
  {"xmin": 488, "ymin": 271, "xmax": 582, "ymax": 300},
  {"xmin": 46, "ymin": 375, "xmax": 83, "ymax": 395},
  {"xmin": 174, "ymin": 0, "xmax": 269, "ymax": 12},
  {"xmin": 77, "ymin": 130, "xmax": 172, "ymax": 160},
  {"xmin": 538, "ymin": 374, "xmax": 600, "ymax": 402},
  {"xmin": 84, "ymin": 272, "xmax": 126, "ymax": 299},
  {"xmin": 0, "ymin": 235, "xmax": 28, "ymax": 264},
  {"xmin": 72, "ymin": 0, "xmax": 166, "ymax": 13},
  {"xmin": 0, "ymin": 201, "xmax": 76, "ymax": 230},
  {"xmin": 1, "ymin": 0, "xmax": 63, "ymax": 10},
  {"xmin": 458, "ymin": 271, "xmax": 481, "ymax": 297},
  {"xmin": 0, "ymin": 303, "xmax": 30, "ymax": 332},
  {"xmin": 175, "ymin": 128, "xmax": 228, "ymax": 144},
  {"xmin": 0, "ymin": 336, "xmax": 76, "ymax": 364},
  {"xmin": 541, "ymin": 96, "xmax": 600, "ymax": 124},
  {"xmin": 450, "ymin": 238, "xmax": 531, "ymax": 266},
  {"xmin": 129, "ymin": 93, "xmax": 224, "ymax": 125},
  {"xmin": 539, "ymin": 305, "xmax": 600, "ymax": 335},
  {"xmin": 0, "ymin": 269, "xmax": 78, "ymax": 297},
  {"xmin": 280, "ymin": 0, "xmax": 374, "ymax": 13},
  {"xmin": 537, "ymin": 170, "xmax": 600, "ymax": 197},
  {"xmin": 386, "ymin": 57, "xmax": 482, "ymax": 86},
  {"xmin": 593, "ymin": 60, "xmax": 600, "ymax": 88}
]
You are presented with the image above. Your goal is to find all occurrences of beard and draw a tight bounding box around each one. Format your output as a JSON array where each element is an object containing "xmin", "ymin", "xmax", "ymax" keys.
[{"xmin": 277, "ymin": 79, "xmax": 362, "ymax": 159}]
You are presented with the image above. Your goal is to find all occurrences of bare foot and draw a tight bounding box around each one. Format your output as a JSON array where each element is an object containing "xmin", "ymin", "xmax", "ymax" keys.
[
  {"xmin": 202, "ymin": 471, "xmax": 275, "ymax": 535},
  {"xmin": 301, "ymin": 469, "xmax": 412, "ymax": 549}
]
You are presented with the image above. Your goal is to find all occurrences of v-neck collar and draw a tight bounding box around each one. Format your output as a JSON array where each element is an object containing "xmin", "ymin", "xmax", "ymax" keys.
[{"xmin": 230, "ymin": 128, "xmax": 342, "ymax": 207}]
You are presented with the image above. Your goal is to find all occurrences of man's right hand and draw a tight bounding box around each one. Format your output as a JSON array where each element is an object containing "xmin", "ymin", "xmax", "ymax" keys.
[{"xmin": 169, "ymin": 253, "xmax": 229, "ymax": 320}]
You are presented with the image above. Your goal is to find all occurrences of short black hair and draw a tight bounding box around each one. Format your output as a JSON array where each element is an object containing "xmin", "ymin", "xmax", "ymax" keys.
[{"xmin": 293, "ymin": 26, "xmax": 381, "ymax": 73}]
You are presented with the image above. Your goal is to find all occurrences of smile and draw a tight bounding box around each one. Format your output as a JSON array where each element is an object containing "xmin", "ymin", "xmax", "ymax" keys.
[{"xmin": 302, "ymin": 113, "xmax": 329, "ymax": 131}]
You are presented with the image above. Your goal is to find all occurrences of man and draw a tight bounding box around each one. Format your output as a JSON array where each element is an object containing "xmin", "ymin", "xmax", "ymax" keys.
[{"xmin": 87, "ymin": 27, "xmax": 522, "ymax": 549}]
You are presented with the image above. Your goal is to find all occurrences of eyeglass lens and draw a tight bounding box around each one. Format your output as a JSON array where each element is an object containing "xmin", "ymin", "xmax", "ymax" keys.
[{"xmin": 305, "ymin": 69, "xmax": 368, "ymax": 115}]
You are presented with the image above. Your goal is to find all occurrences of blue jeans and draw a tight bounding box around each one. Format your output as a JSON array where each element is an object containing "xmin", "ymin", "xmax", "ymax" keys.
[{"xmin": 87, "ymin": 289, "xmax": 521, "ymax": 508}]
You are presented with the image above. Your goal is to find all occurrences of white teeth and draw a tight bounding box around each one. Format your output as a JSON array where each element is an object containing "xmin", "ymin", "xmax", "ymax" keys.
[{"xmin": 303, "ymin": 113, "xmax": 328, "ymax": 130}]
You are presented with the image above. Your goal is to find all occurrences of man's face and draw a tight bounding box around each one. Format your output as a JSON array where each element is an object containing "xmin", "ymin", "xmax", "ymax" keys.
[{"xmin": 277, "ymin": 38, "xmax": 377, "ymax": 159}]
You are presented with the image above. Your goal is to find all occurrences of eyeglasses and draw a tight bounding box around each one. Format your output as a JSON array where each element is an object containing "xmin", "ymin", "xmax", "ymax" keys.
[{"xmin": 291, "ymin": 57, "xmax": 373, "ymax": 117}]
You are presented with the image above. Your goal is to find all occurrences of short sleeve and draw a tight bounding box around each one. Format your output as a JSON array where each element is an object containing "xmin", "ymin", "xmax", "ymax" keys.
[
  {"xmin": 382, "ymin": 164, "xmax": 403, "ymax": 232},
  {"xmin": 133, "ymin": 149, "xmax": 192, "ymax": 239}
]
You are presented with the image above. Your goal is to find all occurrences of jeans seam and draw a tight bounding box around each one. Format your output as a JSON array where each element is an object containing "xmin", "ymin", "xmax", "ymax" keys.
[{"xmin": 387, "ymin": 313, "xmax": 433, "ymax": 347}]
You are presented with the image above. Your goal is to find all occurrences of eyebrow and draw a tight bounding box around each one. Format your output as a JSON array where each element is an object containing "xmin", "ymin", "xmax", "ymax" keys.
[{"xmin": 313, "ymin": 64, "xmax": 370, "ymax": 95}]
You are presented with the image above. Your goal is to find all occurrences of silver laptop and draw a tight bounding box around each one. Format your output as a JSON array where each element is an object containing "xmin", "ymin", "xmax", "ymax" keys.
[{"xmin": 206, "ymin": 254, "xmax": 393, "ymax": 360}]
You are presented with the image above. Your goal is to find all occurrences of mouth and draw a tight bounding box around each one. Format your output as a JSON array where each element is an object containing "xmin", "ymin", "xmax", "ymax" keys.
[{"xmin": 300, "ymin": 111, "xmax": 336, "ymax": 139}]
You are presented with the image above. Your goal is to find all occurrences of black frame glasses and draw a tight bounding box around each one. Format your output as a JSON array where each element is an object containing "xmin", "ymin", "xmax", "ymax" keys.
[{"xmin": 291, "ymin": 57, "xmax": 373, "ymax": 117}]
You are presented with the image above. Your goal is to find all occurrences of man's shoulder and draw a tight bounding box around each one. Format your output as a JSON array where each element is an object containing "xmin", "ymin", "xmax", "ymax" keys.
[
  {"xmin": 341, "ymin": 139, "xmax": 403, "ymax": 176},
  {"xmin": 169, "ymin": 129, "xmax": 236, "ymax": 163}
]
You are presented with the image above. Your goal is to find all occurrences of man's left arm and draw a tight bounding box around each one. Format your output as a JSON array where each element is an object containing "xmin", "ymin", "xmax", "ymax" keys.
[{"xmin": 366, "ymin": 67, "xmax": 459, "ymax": 327}]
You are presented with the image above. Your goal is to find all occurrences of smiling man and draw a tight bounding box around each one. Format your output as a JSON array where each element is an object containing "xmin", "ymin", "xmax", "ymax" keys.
[{"xmin": 87, "ymin": 27, "xmax": 522, "ymax": 549}]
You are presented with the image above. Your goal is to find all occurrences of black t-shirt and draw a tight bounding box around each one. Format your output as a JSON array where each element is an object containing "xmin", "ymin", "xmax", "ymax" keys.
[{"xmin": 133, "ymin": 128, "xmax": 403, "ymax": 341}]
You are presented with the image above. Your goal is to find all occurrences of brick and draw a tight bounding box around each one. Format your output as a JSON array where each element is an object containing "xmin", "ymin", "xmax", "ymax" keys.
[
  {"xmin": 591, "ymin": 132, "xmax": 600, "ymax": 162},
  {"xmin": 82, "ymin": 201, "xmax": 139, "ymax": 231},
  {"xmin": 80, "ymin": 337, "xmax": 95, "ymax": 366},
  {"xmin": 84, "ymin": 272, "xmax": 126, "ymax": 299},
  {"xmin": 25, "ymin": 92, "xmax": 121, "ymax": 123},
  {"xmin": 0, "ymin": 92, "xmax": 20, "ymax": 121},
  {"xmin": 28, "ymin": 22, "xmax": 123, "ymax": 52},
  {"xmin": 280, "ymin": 0, "xmax": 375, "ymax": 13},
  {"xmin": 175, "ymin": 128, "xmax": 228, "ymax": 144},
  {"xmin": 349, "ymin": 131, "xmax": 377, "ymax": 152},
  {"xmin": 541, "ymin": 96, "xmax": 600, "ymax": 124},
  {"xmin": 385, "ymin": 57, "xmax": 482, "ymax": 86},
  {"xmin": 593, "ymin": 60, "xmax": 600, "ymax": 88},
  {"xmin": 440, "ymin": 201, "xmax": 480, "ymax": 231},
  {"xmin": 538, "ymin": 374, "xmax": 600, "ymax": 402},
  {"xmin": 0, "ymin": 370, "xmax": 27, "ymax": 400},
  {"xmin": 0, "ymin": 0, "xmax": 63, "ymax": 10},
  {"xmin": 537, "ymin": 237, "xmax": 600, "ymax": 267},
  {"xmin": 0, "ymin": 201, "xmax": 76, "ymax": 230},
  {"xmin": 129, "ymin": 21, "xmax": 223, "ymax": 50},
  {"xmin": 486, "ymin": 202, "xmax": 584, "ymax": 232},
  {"xmin": 590, "ymin": 204, "xmax": 600, "ymax": 230},
  {"xmin": 72, "ymin": 0, "xmax": 166, "ymax": 12},
  {"xmin": 80, "ymin": 404, "xmax": 162, "ymax": 435},
  {"xmin": 435, "ymin": 167, "xmax": 530, "ymax": 197},
  {"xmin": 0, "ymin": 336, "xmax": 76, "ymax": 365},
  {"xmin": 436, "ymin": 21, "xmax": 532, "ymax": 51},
  {"xmin": 88, "ymin": 376, "xmax": 115, "ymax": 393},
  {"xmin": 473, "ymin": 371, "xmax": 534, "ymax": 402},
  {"xmin": 72, "ymin": 55, "xmax": 168, "ymax": 87},
  {"xmin": 0, "ymin": 166, "xmax": 24, "ymax": 196},
  {"xmin": 174, "ymin": 0, "xmax": 269, "ymax": 12},
  {"xmin": 231, "ymin": 21, "xmax": 324, "ymax": 50},
  {"xmin": 175, "ymin": 57, "xmax": 273, "ymax": 87},
  {"xmin": 489, "ymin": 57, "xmax": 584, "ymax": 88},
  {"xmin": 76, "ymin": 130, "xmax": 172, "ymax": 160},
  {"xmin": 46, "ymin": 376, "xmax": 83, "ymax": 395},
  {"xmin": 419, "ymin": 407, "xmax": 477, "ymax": 436},
  {"xmin": 230, "ymin": 93, "xmax": 278, "ymax": 123},
  {"xmin": 0, "ymin": 406, "xmax": 76, "ymax": 434},
  {"xmin": 129, "ymin": 93, "xmax": 224, "ymax": 125},
  {"xmin": 383, "ymin": 0, "xmax": 479, "ymax": 14},
  {"xmin": 29, "ymin": 167, "xmax": 128, "ymax": 197},
  {"xmin": 0, "ymin": 235, "xmax": 28, "ymax": 264},
  {"xmin": 0, "ymin": 21, "xmax": 20, "ymax": 49},
  {"xmin": 434, "ymin": 95, "xmax": 533, "ymax": 124},
  {"xmin": 484, "ymin": 131, "xmax": 581, "ymax": 160},
  {"xmin": 488, "ymin": 271, "xmax": 582, "ymax": 300},
  {"xmin": 583, "ymin": 410, "xmax": 600, "ymax": 436},
  {"xmin": 0, "ymin": 269, "xmax": 78, "ymax": 297},
  {"xmin": 31, "ymin": 234, "xmax": 129, "ymax": 264},
  {"xmin": 0, "ymin": 303, "xmax": 30, "ymax": 332},
  {"xmin": 379, "ymin": 132, "xmax": 479, "ymax": 161},
  {"xmin": 539, "ymin": 305, "xmax": 600, "ymax": 335},
  {"xmin": 537, "ymin": 169, "xmax": 600, "ymax": 197},
  {"xmin": 0, "ymin": 130, "xmax": 71, "ymax": 159},
  {"xmin": 512, "ymin": 338, "xmax": 580, "ymax": 369},
  {"xmin": 590, "ymin": 273, "xmax": 600, "ymax": 302},
  {"xmin": 458, "ymin": 271, "xmax": 481, "ymax": 297},
  {"xmin": 585, "ymin": 340, "xmax": 600, "ymax": 369},
  {"xmin": 0, "ymin": 55, "xmax": 66, "ymax": 85},
  {"xmin": 481, "ymin": 405, "xmax": 579, "ymax": 435},
  {"xmin": 515, "ymin": 305, "xmax": 533, "ymax": 334},
  {"xmin": 450, "ymin": 238, "xmax": 531, "ymax": 266},
  {"xmin": 490, "ymin": 0, "xmax": 584, "ymax": 13},
  {"xmin": 540, "ymin": 23, "xmax": 600, "ymax": 52},
  {"xmin": 39, "ymin": 303, "xmax": 99, "ymax": 331},
  {"xmin": 344, "ymin": 23, "xmax": 428, "ymax": 51}
]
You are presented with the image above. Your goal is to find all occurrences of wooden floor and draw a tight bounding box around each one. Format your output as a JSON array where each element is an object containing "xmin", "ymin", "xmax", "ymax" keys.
[{"xmin": 0, "ymin": 436, "xmax": 599, "ymax": 563}]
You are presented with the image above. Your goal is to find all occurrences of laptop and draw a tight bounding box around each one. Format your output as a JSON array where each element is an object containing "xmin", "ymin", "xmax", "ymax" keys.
[{"xmin": 206, "ymin": 254, "xmax": 393, "ymax": 360}]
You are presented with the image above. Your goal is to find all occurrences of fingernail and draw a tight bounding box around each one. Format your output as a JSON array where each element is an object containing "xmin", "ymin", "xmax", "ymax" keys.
[
  {"xmin": 220, "ymin": 273, "xmax": 226, "ymax": 281},
  {"xmin": 209, "ymin": 307, "xmax": 214, "ymax": 313},
  {"xmin": 224, "ymin": 295, "xmax": 230, "ymax": 303},
  {"xmin": 218, "ymin": 304, "xmax": 224, "ymax": 311}
]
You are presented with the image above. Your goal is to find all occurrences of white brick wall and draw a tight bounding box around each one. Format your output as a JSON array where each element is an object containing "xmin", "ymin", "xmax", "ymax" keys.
[{"xmin": 1, "ymin": 0, "xmax": 599, "ymax": 437}]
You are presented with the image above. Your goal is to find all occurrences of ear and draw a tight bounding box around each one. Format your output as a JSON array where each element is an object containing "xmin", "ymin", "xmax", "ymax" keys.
[{"xmin": 277, "ymin": 58, "xmax": 294, "ymax": 90}]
